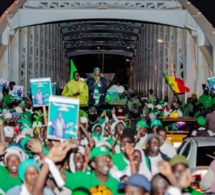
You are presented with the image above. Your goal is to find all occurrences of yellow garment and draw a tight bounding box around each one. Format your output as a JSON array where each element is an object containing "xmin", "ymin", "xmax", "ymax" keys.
[{"xmin": 62, "ymin": 79, "xmax": 89, "ymax": 106}]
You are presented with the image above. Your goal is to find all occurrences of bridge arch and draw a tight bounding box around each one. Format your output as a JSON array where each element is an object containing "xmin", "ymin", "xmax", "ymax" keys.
[{"xmin": 0, "ymin": 0, "xmax": 214, "ymax": 101}]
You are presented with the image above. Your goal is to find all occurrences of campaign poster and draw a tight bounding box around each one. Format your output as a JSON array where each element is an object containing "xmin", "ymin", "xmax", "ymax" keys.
[
  {"xmin": 47, "ymin": 96, "xmax": 79, "ymax": 140},
  {"xmin": 207, "ymin": 76, "xmax": 215, "ymax": 92},
  {"xmin": 30, "ymin": 78, "xmax": 52, "ymax": 107},
  {"xmin": 0, "ymin": 79, "xmax": 9, "ymax": 91},
  {"xmin": 52, "ymin": 82, "xmax": 57, "ymax": 95},
  {"xmin": 105, "ymin": 85, "xmax": 119, "ymax": 102},
  {"xmin": 12, "ymin": 85, "xmax": 24, "ymax": 100}
]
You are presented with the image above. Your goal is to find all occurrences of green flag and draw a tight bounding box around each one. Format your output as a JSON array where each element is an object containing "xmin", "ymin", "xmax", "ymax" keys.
[{"xmin": 70, "ymin": 60, "xmax": 77, "ymax": 80}]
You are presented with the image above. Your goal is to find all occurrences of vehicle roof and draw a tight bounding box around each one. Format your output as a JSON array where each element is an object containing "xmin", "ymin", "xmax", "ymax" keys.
[
  {"xmin": 186, "ymin": 137, "xmax": 215, "ymax": 147},
  {"xmin": 160, "ymin": 117, "xmax": 196, "ymax": 122}
]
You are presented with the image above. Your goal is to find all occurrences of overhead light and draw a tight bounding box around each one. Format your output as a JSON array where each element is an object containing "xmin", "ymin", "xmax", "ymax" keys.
[
  {"xmin": 97, "ymin": 46, "xmax": 100, "ymax": 49},
  {"xmin": 158, "ymin": 38, "xmax": 164, "ymax": 43},
  {"xmin": 157, "ymin": 38, "xmax": 168, "ymax": 44},
  {"xmin": 126, "ymin": 58, "xmax": 130, "ymax": 62}
]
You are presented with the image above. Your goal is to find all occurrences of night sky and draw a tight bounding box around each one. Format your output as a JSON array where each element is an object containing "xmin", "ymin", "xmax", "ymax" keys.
[{"xmin": 189, "ymin": 0, "xmax": 215, "ymax": 27}]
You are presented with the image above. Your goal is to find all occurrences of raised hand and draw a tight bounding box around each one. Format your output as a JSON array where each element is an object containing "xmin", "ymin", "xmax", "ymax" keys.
[
  {"xmin": 48, "ymin": 139, "xmax": 79, "ymax": 163},
  {"xmin": 157, "ymin": 160, "xmax": 172, "ymax": 176},
  {"xmin": 178, "ymin": 169, "xmax": 192, "ymax": 190},
  {"xmin": 83, "ymin": 145, "xmax": 91, "ymax": 171},
  {"xmin": 0, "ymin": 142, "xmax": 8, "ymax": 156},
  {"xmin": 125, "ymin": 143, "xmax": 134, "ymax": 160},
  {"xmin": 28, "ymin": 139, "xmax": 43, "ymax": 154}
]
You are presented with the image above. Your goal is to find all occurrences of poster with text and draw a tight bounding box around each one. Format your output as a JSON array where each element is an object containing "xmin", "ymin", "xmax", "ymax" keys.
[
  {"xmin": 12, "ymin": 85, "xmax": 24, "ymax": 100},
  {"xmin": 207, "ymin": 76, "xmax": 215, "ymax": 92},
  {"xmin": 30, "ymin": 78, "xmax": 52, "ymax": 107},
  {"xmin": 52, "ymin": 83, "xmax": 57, "ymax": 95},
  {"xmin": 47, "ymin": 96, "xmax": 79, "ymax": 140}
]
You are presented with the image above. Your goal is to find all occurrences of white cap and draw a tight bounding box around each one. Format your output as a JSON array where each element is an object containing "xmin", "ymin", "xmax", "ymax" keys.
[
  {"xmin": 147, "ymin": 104, "xmax": 154, "ymax": 109},
  {"xmin": 21, "ymin": 128, "xmax": 33, "ymax": 137},
  {"xmin": 3, "ymin": 109, "xmax": 8, "ymax": 114},
  {"xmin": 4, "ymin": 147, "xmax": 22, "ymax": 162},
  {"xmin": 3, "ymin": 126, "xmax": 14, "ymax": 137},
  {"xmin": 155, "ymin": 104, "xmax": 162, "ymax": 110},
  {"xmin": 80, "ymin": 117, "xmax": 88, "ymax": 124},
  {"xmin": 33, "ymin": 121, "xmax": 42, "ymax": 129},
  {"xmin": 149, "ymin": 113, "xmax": 156, "ymax": 122},
  {"xmin": 15, "ymin": 107, "xmax": 23, "ymax": 113},
  {"xmin": 4, "ymin": 113, "xmax": 12, "ymax": 119}
]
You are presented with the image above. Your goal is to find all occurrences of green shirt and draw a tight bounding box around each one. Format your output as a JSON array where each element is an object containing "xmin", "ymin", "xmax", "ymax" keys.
[
  {"xmin": 112, "ymin": 152, "xmax": 128, "ymax": 171},
  {"xmin": 22, "ymin": 111, "xmax": 32, "ymax": 120},
  {"xmin": 65, "ymin": 171, "xmax": 121, "ymax": 194},
  {"xmin": 106, "ymin": 137, "xmax": 120, "ymax": 147},
  {"xmin": 0, "ymin": 166, "xmax": 22, "ymax": 192},
  {"xmin": 199, "ymin": 94, "xmax": 212, "ymax": 109}
]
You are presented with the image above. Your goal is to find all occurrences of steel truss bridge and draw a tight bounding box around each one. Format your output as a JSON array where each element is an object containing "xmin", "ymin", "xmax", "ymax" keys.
[{"xmin": 0, "ymin": 0, "xmax": 215, "ymax": 100}]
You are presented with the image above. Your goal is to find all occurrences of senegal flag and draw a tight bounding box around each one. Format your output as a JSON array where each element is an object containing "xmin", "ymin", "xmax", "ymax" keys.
[{"xmin": 162, "ymin": 71, "xmax": 190, "ymax": 93}]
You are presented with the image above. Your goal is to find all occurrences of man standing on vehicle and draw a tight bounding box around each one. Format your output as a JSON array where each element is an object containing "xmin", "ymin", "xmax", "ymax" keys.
[
  {"xmin": 62, "ymin": 71, "xmax": 89, "ymax": 106},
  {"xmin": 87, "ymin": 67, "xmax": 107, "ymax": 105}
]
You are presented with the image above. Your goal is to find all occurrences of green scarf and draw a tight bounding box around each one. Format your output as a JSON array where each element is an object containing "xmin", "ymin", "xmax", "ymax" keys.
[{"xmin": 93, "ymin": 76, "xmax": 100, "ymax": 103}]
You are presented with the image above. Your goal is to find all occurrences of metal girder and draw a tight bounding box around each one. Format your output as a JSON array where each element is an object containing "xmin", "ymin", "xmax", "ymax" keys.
[
  {"xmin": 12, "ymin": 9, "xmax": 186, "ymax": 28},
  {"xmin": 67, "ymin": 50, "xmax": 134, "ymax": 57},
  {"xmin": 64, "ymin": 40, "xmax": 136, "ymax": 50},
  {"xmin": 59, "ymin": 21, "xmax": 143, "ymax": 28},
  {"xmin": 61, "ymin": 24, "xmax": 141, "ymax": 34},
  {"xmin": 23, "ymin": 0, "xmax": 181, "ymax": 10},
  {"xmin": 63, "ymin": 33, "xmax": 137, "ymax": 41},
  {"xmin": 17, "ymin": 24, "xmax": 69, "ymax": 94},
  {"xmin": 131, "ymin": 23, "xmax": 187, "ymax": 102}
]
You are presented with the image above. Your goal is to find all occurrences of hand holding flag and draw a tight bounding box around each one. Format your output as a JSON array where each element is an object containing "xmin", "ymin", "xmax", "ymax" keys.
[{"xmin": 162, "ymin": 71, "xmax": 190, "ymax": 93}]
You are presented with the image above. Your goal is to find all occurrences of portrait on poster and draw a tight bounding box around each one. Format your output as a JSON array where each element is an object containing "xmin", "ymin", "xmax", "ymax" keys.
[
  {"xmin": 47, "ymin": 96, "xmax": 79, "ymax": 140},
  {"xmin": 30, "ymin": 78, "xmax": 52, "ymax": 107}
]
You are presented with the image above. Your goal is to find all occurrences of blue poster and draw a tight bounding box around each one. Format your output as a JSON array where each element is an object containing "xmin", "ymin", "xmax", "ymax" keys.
[
  {"xmin": 47, "ymin": 96, "xmax": 79, "ymax": 140},
  {"xmin": 0, "ymin": 79, "xmax": 9, "ymax": 91},
  {"xmin": 11, "ymin": 85, "xmax": 24, "ymax": 100},
  {"xmin": 52, "ymin": 82, "xmax": 57, "ymax": 95},
  {"xmin": 30, "ymin": 78, "xmax": 52, "ymax": 107},
  {"xmin": 207, "ymin": 76, "xmax": 215, "ymax": 92}
]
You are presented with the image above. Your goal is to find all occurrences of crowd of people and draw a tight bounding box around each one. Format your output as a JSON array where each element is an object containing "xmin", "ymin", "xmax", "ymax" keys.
[{"xmin": 0, "ymin": 70, "xmax": 215, "ymax": 195}]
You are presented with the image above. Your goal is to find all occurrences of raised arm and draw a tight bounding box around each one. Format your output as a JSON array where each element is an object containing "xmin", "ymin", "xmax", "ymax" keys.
[{"xmin": 0, "ymin": 122, "xmax": 5, "ymax": 143}]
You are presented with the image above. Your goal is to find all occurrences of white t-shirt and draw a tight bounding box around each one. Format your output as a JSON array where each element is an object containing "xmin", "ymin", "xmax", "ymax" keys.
[
  {"xmin": 149, "ymin": 154, "xmax": 163, "ymax": 176},
  {"xmin": 160, "ymin": 141, "xmax": 177, "ymax": 158}
]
